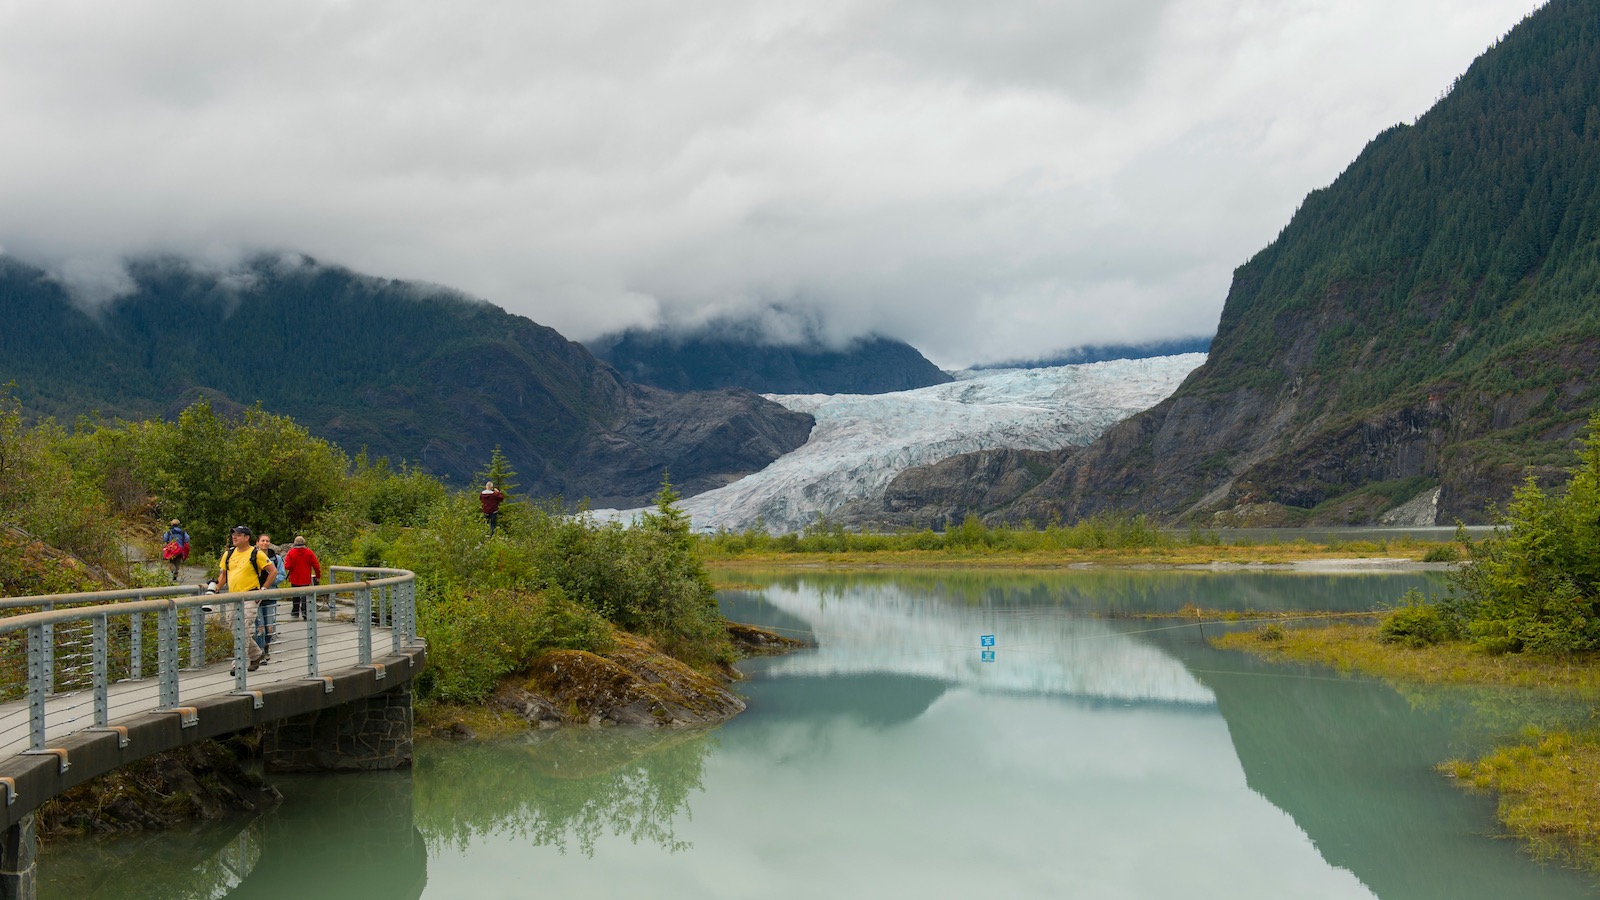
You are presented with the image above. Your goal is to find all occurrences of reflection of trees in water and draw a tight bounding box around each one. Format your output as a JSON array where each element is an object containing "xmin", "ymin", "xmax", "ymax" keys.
[
  {"xmin": 40, "ymin": 817, "xmax": 263, "ymax": 900},
  {"xmin": 414, "ymin": 729, "xmax": 713, "ymax": 857}
]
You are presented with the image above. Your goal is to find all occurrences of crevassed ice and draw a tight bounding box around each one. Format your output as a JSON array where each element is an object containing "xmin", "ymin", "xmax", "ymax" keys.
[{"xmin": 600, "ymin": 353, "xmax": 1204, "ymax": 533}]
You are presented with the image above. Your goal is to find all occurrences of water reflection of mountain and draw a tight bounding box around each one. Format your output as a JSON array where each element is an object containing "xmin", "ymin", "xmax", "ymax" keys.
[
  {"xmin": 723, "ymin": 568, "xmax": 1446, "ymax": 616},
  {"xmin": 414, "ymin": 729, "xmax": 712, "ymax": 857},
  {"xmin": 730, "ymin": 579, "xmax": 1215, "ymax": 705},
  {"xmin": 1151, "ymin": 627, "xmax": 1600, "ymax": 900},
  {"xmin": 726, "ymin": 571, "xmax": 1600, "ymax": 900}
]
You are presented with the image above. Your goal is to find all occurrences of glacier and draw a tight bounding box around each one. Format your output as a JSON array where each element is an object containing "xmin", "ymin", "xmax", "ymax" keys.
[{"xmin": 600, "ymin": 353, "xmax": 1205, "ymax": 533}]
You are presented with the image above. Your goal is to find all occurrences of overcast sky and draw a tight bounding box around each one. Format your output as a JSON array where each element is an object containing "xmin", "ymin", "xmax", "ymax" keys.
[{"xmin": 0, "ymin": 0, "xmax": 1546, "ymax": 367}]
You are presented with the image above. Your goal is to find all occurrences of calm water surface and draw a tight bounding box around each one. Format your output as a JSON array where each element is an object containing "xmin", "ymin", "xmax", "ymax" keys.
[{"xmin": 40, "ymin": 569, "xmax": 1600, "ymax": 899}]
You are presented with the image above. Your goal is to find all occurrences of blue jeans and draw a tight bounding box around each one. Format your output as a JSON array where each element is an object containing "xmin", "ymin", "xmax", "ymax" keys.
[{"xmin": 253, "ymin": 600, "xmax": 278, "ymax": 653}]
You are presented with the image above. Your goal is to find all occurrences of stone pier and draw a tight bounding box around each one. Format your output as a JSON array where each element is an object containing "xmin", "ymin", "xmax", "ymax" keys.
[
  {"xmin": 263, "ymin": 683, "xmax": 414, "ymax": 772},
  {"xmin": 0, "ymin": 814, "xmax": 35, "ymax": 900}
]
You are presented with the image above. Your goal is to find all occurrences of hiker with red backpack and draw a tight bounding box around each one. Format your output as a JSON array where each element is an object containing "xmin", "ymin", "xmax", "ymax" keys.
[
  {"xmin": 217, "ymin": 525, "xmax": 278, "ymax": 672},
  {"xmin": 161, "ymin": 518, "xmax": 191, "ymax": 581}
]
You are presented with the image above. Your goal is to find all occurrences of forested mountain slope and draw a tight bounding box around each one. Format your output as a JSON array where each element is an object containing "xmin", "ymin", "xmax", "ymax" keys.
[
  {"xmin": 588, "ymin": 324, "xmax": 952, "ymax": 395},
  {"xmin": 0, "ymin": 256, "xmax": 813, "ymax": 507},
  {"xmin": 886, "ymin": 0, "xmax": 1600, "ymax": 527}
]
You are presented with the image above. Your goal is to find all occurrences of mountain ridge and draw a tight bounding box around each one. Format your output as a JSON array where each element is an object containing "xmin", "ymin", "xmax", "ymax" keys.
[
  {"xmin": 881, "ymin": 0, "xmax": 1600, "ymax": 527},
  {"xmin": 0, "ymin": 255, "xmax": 815, "ymax": 507}
]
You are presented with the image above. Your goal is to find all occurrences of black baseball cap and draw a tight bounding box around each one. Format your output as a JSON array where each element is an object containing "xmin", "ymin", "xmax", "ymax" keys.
[{"xmin": 231, "ymin": 525, "xmax": 252, "ymax": 535}]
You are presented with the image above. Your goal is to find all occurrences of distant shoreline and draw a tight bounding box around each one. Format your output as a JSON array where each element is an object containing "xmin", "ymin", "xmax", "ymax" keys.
[{"xmin": 709, "ymin": 550, "xmax": 1461, "ymax": 574}]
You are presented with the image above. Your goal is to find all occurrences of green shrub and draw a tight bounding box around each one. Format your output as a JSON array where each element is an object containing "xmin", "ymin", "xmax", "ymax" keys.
[
  {"xmin": 416, "ymin": 586, "xmax": 614, "ymax": 704},
  {"xmin": 1422, "ymin": 543, "xmax": 1462, "ymax": 563},
  {"xmin": 1379, "ymin": 589, "xmax": 1455, "ymax": 647},
  {"xmin": 1449, "ymin": 409, "xmax": 1600, "ymax": 655}
]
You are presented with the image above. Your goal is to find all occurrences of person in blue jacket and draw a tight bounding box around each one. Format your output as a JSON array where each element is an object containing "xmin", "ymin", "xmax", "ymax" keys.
[{"xmin": 161, "ymin": 518, "xmax": 191, "ymax": 580}]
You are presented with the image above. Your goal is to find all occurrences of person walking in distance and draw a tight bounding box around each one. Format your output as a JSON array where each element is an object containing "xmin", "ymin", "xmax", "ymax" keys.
[
  {"xmin": 217, "ymin": 525, "xmax": 276, "ymax": 672},
  {"xmin": 480, "ymin": 481, "xmax": 506, "ymax": 536},
  {"xmin": 284, "ymin": 535, "xmax": 322, "ymax": 619},
  {"xmin": 161, "ymin": 518, "xmax": 191, "ymax": 581}
]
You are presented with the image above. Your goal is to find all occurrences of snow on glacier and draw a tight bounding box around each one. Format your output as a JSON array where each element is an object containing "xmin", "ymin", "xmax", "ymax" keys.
[{"xmin": 607, "ymin": 353, "xmax": 1205, "ymax": 533}]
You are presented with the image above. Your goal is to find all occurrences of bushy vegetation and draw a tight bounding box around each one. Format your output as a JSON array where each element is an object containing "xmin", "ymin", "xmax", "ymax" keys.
[
  {"xmin": 702, "ymin": 512, "xmax": 1181, "ymax": 557},
  {"xmin": 1447, "ymin": 409, "xmax": 1600, "ymax": 654},
  {"xmin": 0, "ymin": 390, "xmax": 734, "ymax": 704},
  {"xmin": 1379, "ymin": 589, "xmax": 1455, "ymax": 648}
]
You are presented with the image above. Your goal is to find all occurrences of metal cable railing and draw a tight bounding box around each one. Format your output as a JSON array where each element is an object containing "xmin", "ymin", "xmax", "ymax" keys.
[{"xmin": 0, "ymin": 567, "xmax": 417, "ymax": 761}]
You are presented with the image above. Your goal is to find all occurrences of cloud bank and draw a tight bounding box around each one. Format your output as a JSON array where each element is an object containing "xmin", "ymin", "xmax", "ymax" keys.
[{"xmin": 0, "ymin": 0, "xmax": 1544, "ymax": 366}]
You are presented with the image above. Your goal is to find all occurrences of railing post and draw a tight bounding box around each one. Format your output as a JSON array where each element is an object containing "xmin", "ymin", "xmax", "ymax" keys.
[
  {"xmin": 93, "ymin": 614, "xmax": 109, "ymax": 728},
  {"xmin": 189, "ymin": 606, "xmax": 204, "ymax": 670},
  {"xmin": 390, "ymin": 583, "xmax": 402, "ymax": 655},
  {"xmin": 157, "ymin": 604, "xmax": 179, "ymax": 709},
  {"xmin": 408, "ymin": 580, "xmax": 418, "ymax": 645},
  {"xmin": 306, "ymin": 587, "xmax": 320, "ymax": 679},
  {"xmin": 28, "ymin": 625, "xmax": 46, "ymax": 751},
  {"xmin": 130, "ymin": 611, "xmax": 143, "ymax": 680},
  {"xmin": 41, "ymin": 602, "xmax": 55, "ymax": 695},
  {"xmin": 41, "ymin": 601, "xmax": 54, "ymax": 695},
  {"xmin": 357, "ymin": 583, "xmax": 372, "ymax": 665},
  {"xmin": 233, "ymin": 599, "xmax": 249, "ymax": 692}
]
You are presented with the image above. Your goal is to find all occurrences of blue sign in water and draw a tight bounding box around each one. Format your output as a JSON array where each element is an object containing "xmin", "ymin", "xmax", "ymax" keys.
[
  {"xmin": 980, "ymin": 634, "xmax": 996, "ymax": 647},
  {"xmin": 981, "ymin": 650, "xmax": 996, "ymax": 663}
]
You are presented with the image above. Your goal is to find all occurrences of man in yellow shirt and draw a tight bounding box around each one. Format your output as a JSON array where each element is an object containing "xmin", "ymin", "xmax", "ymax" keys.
[{"xmin": 218, "ymin": 525, "xmax": 278, "ymax": 670}]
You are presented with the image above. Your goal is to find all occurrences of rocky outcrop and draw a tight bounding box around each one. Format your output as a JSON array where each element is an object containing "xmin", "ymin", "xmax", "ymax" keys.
[
  {"xmin": 726, "ymin": 622, "xmax": 811, "ymax": 656},
  {"xmin": 492, "ymin": 633, "xmax": 747, "ymax": 728},
  {"xmin": 871, "ymin": 447, "xmax": 1068, "ymax": 528}
]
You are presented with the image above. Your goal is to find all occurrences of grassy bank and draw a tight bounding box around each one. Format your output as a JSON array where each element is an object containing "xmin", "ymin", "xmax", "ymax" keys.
[
  {"xmin": 705, "ymin": 540, "xmax": 1458, "ymax": 570},
  {"xmin": 1214, "ymin": 623, "xmax": 1600, "ymax": 873},
  {"xmin": 699, "ymin": 514, "xmax": 1467, "ymax": 568}
]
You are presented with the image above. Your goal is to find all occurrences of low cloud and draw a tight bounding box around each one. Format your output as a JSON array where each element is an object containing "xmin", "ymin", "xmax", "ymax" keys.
[{"xmin": 0, "ymin": 0, "xmax": 1543, "ymax": 367}]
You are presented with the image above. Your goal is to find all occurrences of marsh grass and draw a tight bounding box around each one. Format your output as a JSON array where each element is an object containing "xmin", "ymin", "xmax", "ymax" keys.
[
  {"xmin": 701, "ymin": 514, "xmax": 1470, "ymax": 565},
  {"xmin": 1441, "ymin": 729, "xmax": 1600, "ymax": 873},
  {"xmin": 1212, "ymin": 623, "xmax": 1600, "ymax": 690},
  {"xmin": 705, "ymin": 538, "xmax": 1453, "ymax": 569}
]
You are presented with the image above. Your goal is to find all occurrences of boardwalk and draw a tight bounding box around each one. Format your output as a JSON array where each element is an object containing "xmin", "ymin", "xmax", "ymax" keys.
[{"xmin": 0, "ymin": 614, "xmax": 383, "ymax": 760}]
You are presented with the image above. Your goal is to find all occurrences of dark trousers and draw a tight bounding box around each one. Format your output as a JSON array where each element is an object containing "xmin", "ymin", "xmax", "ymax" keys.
[{"xmin": 486, "ymin": 511, "xmax": 499, "ymax": 535}]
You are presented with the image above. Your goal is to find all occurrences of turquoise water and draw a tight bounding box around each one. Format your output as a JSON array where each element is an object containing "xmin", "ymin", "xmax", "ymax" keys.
[{"xmin": 39, "ymin": 569, "xmax": 1600, "ymax": 899}]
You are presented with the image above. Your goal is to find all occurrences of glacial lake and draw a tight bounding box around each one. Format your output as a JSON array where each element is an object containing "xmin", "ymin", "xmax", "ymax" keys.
[{"xmin": 39, "ymin": 569, "xmax": 1600, "ymax": 899}]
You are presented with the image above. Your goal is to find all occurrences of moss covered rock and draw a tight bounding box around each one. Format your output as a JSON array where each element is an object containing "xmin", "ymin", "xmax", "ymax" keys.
[{"xmin": 497, "ymin": 633, "xmax": 746, "ymax": 728}]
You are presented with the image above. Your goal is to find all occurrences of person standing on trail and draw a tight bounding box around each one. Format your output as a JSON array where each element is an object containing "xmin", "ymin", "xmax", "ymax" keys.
[
  {"xmin": 480, "ymin": 481, "xmax": 506, "ymax": 536},
  {"xmin": 161, "ymin": 518, "xmax": 191, "ymax": 581},
  {"xmin": 217, "ymin": 525, "xmax": 276, "ymax": 672},
  {"xmin": 284, "ymin": 535, "xmax": 323, "ymax": 619}
]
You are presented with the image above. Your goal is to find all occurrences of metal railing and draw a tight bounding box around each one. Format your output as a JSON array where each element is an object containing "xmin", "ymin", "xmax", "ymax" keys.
[{"xmin": 0, "ymin": 567, "xmax": 417, "ymax": 760}]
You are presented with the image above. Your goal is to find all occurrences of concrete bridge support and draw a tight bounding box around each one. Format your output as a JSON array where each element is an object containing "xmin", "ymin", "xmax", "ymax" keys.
[
  {"xmin": 263, "ymin": 682, "xmax": 414, "ymax": 772},
  {"xmin": 0, "ymin": 814, "xmax": 35, "ymax": 900}
]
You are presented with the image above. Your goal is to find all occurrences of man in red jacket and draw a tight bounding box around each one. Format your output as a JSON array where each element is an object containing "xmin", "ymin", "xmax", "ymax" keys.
[
  {"xmin": 480, "ymin": 481, "xmax": 506, "ymax": 536},
  {"xmin": 284, "ymin": 535, "xmax": 323, "ymax": 619}
]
